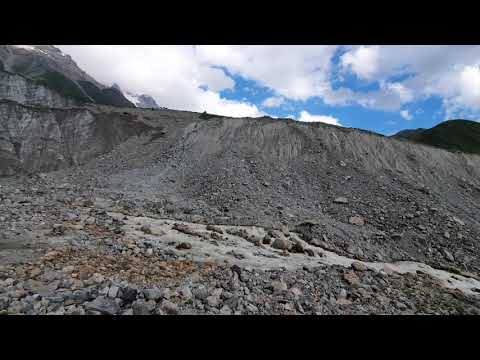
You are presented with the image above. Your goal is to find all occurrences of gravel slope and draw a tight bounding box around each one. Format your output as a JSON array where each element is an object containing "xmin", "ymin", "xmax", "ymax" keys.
[{"xmin": 1, "ymin": 104, "xmax": 480, "ymax": 315}]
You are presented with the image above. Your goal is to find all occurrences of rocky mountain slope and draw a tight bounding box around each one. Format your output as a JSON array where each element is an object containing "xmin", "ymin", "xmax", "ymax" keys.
[
  {"xmin": 393, "ymin": 119, "xmax": 480, "ymax": 155},
  {"xmin": 1, "ymin": 101, "xmax": 480, "ymax": 314},
  {"xmin": 1, "ymin": 46, "xmax": 480, "ymax": 315},
  {"xmin": 0, "ymin": 45, "xmax": 135, "ymax": 108}
]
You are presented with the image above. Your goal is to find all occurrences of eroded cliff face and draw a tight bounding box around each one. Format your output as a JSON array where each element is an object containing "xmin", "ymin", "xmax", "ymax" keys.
[
  {"xmin": 0, "ymin": 71, "xmax": 80, "ymax": 108},
  {"xmin": 0, "ymin": 101, "xmax": 153, "ymax": 176}
]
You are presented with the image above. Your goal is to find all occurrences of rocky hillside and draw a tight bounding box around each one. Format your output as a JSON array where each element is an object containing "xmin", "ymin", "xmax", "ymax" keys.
[
  {"xmin": 3, "ymin": 100, "xmax": 480, "ymax": 270},
  {"xmin": 393, "ymin": 119, "xmax": 480, "ymax": 155},
  {"xmin": 1, "ymin": 104, "xmax": 480, "ymax": 314},
  {"xmin": 0, "ymin": 100, "xmax": 154, "ymax": 176}
]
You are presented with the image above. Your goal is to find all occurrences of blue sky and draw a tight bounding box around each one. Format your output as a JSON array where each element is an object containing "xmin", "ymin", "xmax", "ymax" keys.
[
  {"xmin": 58, "ymin": 45, "xmax": 480, "ymax": 135},
  {"xmin": 219, "ymin": 69, "xmax": 466, "ymax": 135}
]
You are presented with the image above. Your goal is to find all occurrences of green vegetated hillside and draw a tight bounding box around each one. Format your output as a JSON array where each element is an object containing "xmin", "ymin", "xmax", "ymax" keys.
[{"xmin": 393, "ymin": 120, "xmax": 480, "ymax": 155}]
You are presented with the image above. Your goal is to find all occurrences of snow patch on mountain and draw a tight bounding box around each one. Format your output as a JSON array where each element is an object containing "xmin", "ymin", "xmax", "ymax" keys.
[
  {"xmin": 112, "ymin": 83, "xmax": 160, "ymax": 109},
  {"xmin": 12, "ymin": 45, "xmax": 49, "ymax": 56},
  {"xmin": 122, "ymin": 91, "xmax": 140, "ymax": 106}
]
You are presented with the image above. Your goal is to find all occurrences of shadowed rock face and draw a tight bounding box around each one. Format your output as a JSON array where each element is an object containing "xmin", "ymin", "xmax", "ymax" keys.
[
  {"xmin": 0, "ymin": 70, "xmax": 80, "ymax": 108},
  {"xmin": 0, "ymin": 101, "xmax": 153, "ymax": 176}
]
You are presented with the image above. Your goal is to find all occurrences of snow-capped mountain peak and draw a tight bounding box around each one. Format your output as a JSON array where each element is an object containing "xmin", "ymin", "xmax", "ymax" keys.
[{"xmin": 113, "ymin": 83, "xmax": 160, "ymax": 109}]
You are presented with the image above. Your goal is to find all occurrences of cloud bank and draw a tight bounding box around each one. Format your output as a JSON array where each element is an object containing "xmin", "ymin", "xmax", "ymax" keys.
[
  {"xmin": 58, "ymin": 45, "xmax": 480, "ymax": 121},
  {"xmin": 297, "ymin": 111, "xmax": 342, "ymax": 126}
]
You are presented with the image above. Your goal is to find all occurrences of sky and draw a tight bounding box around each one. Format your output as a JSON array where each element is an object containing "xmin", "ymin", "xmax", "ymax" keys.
[{"xmin": 57, "ymin": 45, "xmax": 480, "ymax": 135}]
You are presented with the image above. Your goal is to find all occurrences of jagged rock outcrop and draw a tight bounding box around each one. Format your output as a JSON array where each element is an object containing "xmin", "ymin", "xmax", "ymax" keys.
[
  {"xmin": 0, "ymin": 70, "xmax": 79, "ymax": 108},
  {"xmin": 0, "ymin": 45, "xmax": 135, "ymax": 108},
  {"xmin": 0, "ymin": 100, "xmax": 153, "ymax": 176}
]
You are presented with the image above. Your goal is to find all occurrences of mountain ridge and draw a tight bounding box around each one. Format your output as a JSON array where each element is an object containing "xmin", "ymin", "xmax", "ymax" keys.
[
  {"xmin": 0, "ymin": 45, "xmax": 136, "ymax": 108},
  {"xmin": 392, "ymin": 119, "xmax": 480, "ymax": 155}
]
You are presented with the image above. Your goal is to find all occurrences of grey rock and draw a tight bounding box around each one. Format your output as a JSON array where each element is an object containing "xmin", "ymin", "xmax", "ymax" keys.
[
  {"xmin": 391, "ymin": 233, "xmax": 403, "ymax": 240},
  {"xmin": 219, "ymin": 305, "xmax": 232, "ymax": 315},
  {"xmin": 290, "ymin": 241, "xmax": 305, "ymax": 253},
  {"xmin": 72, "ymin": 290, "xmax": 90, "ymax": 303},
  {"xmin": 271, "ymin": 238, "xmax": 292, "ymax": 251},
  {"xmin": 120, "ymin": 287, "xmax": 138, "ymax": 303},
  {"xmin": 443, "ymin": 249, "xmax": 455, "ymax": 262},
  {"xmin": 140, "ymin": 225, "xmax": 152, "ymax": 234},
  {"xmin": 63, "ymin": 212, "xmax": 80, "ymax": 222},
  {"xmin": 289, "ymin": 287, "xmax": 303, "ymax": 299},
  {"xmin": 122, "ymin": 309, "xmax": 134, "ymax": 315},
  {"xmin": 343, "ymin": 271, "xmax": 361, "ymax": 286},
  {"xmin": 334, "ymin": 197, "xmax": 348, "ymax": 204},
  {"xmin": 206, "ymin": 224, "xmax": 223, "ymax": 234},
  {"xmin": 271, "ymin": 280, "xmax": 288, "ymax": 292},
  {"xmin": 143, "ymin": 288, "xmax": 163, "ymax": 301},
  {"xmin": 42, "ymin": 295, "xmax": 64, "ymax": 304},
  {"xmin": 0, "ymin": 296, "xmax": 10, "ymax": 310},
  {"xmin": 176, "ymin": 242, "xmax": 192, "ymax": 250},
  {"xmin": 230, "ymin": 264, "xmax": 243, "ymax": 276},
  {"xmin": 302, "ymin": 265, "xmax": 316, "ymax": 273},
  {"xmin": 85, "ymin": 297, "xmax": 120, "ymax": 315},
  {"xmin": 349, "ymin": 216, "xmax": 365, "ymax": 226},
  {"xmin": 132, "ymin": 299, "xmax": 156, "ymax": 315},
  {"xmin": 225, "ymin": 296, "xmax": 239, "ymax": 310},
  {"xmin": 262, "ymin": 235, "xmax": 272, "ymax": 245},
  {"xmin": 193, "ymin": 286, "xmax": 209, "ymax": 300},
  {"xmin": 178, "ymin": 286, "xmax": 193, "ymax": 300},
  {"xmin": 107, "ymin": 286, "xmax": 120, "ymax": 299},
  {"xmin": 351, "ymin": 262, "xmax": 368, "ymax": 272},
  {"xmin": 206, "ymin": 295, "xmax": 221, "ymax": 308},
  {"xmin": 51, "ymin": 224, "xmax": 66, "ymax": 236},
  {"xmin": 161, "ymin": 300, "xmax": 179, "ymax": 315}
]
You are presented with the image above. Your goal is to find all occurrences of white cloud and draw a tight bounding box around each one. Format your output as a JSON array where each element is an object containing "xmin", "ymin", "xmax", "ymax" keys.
[
  {"xmin": 382, "ymin": 82, "xmax": 414, "ymax": 103},
  {"xmin": 400, "ymin": 110, "xmax": 413, "ymax": 120},
  {"xmin": 339, "ymin": 45, "xmax": 480, "ymax": 115},
  {"xmin": 56, "ymin": 45, "xmax": 480, "ymax": 120},
  {"xmin": 262, "ymin": 96, "xmax": 285, "ymax": 108},
  {"xmin": 57, "ymin": 45, "xmax": 261, "ymax": 118},
  {"xmin": 297, "ymin": 111, "xmax": 343, "ymax": 126},
  {"xmin": 196, "ymin": 45, "xmax": 339, "ymax": 101},
  {"xmin": 340, "ymin": 46, "xmax": 380, "ymax": 80},
  {"xmin": 427, "ymin": 64, "xmax": 480, "ymax": 117}
]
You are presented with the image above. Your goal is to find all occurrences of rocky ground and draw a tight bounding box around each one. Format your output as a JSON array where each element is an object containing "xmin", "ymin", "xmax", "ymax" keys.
[
  {"xmin": 2, "ymin": 104, "xmax": 480, "ymax": 316},
  {"xmin": 1, "ymin": 175, "xmax": 480, "ymax": 315}
]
